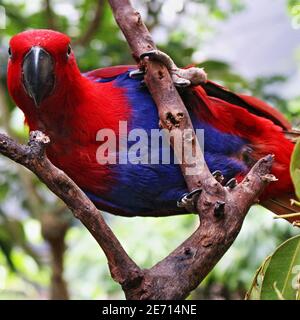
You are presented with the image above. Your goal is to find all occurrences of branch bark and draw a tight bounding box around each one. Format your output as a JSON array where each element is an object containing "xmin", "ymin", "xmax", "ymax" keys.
[
  {"xmin": 0, "ymin": 0, "xmax": 275, "ymax": 300},
  {"xmin": 0, "ymin": 130, "xmax": 273, "ymax": 299},
  {"xmin": 0, "ymin": 82, "xmax": 70, "ymax": 299},
  {"xmin": 108, "ymin": 0, "xmax": 214, "ymax": 193},
  {"xmin": 107, "ymin": 0, "xmax": 274, "ymax": 299},
  {"xmin": 0, "ymin": 132, "xmax": 143, "ymax": 294}
]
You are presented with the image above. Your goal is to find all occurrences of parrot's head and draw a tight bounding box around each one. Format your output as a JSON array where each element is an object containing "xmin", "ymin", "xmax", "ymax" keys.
[{"xmin": 7, "ymin": 29, "xmax": 81, "ymax": 111}]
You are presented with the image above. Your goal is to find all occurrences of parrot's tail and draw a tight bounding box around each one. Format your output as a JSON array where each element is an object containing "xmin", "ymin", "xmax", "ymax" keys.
[
  {"xmin": 262, "ymin": 128, "xmax": 300, "ymax": 226},
  {"xmin": 262, "ymin": 195, "xmax": 300, "ymax": 225}
]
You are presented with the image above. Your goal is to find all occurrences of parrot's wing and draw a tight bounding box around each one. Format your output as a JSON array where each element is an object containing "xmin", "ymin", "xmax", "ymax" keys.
[
  {"xmin": 201, "ymin": 81, "xmax": 291, "ymax": 130},
  {"xmin": 85, "ymin": 67, "xmax": 292, "ymax": 132},
  {"xmin": 84, "ymin": 65, "xmax": 136, "ymax": 81}
]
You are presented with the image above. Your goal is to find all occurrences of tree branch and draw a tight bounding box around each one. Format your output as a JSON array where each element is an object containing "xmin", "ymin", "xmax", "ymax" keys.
[
  {"xmin": 0, "ymin": 132, "xmax": 143, "ymax": 291},
  {"xmin": 0, "ymin": 82, "xmax": 70, "ymax": 299},
  {"xmin": 108, "ymin": 0, "xmax": 214, "ymax": 193},
  {"xmin": 0, "ymin": 130, "xmax": 273, "ymax": 299},
  {"xmin": 0, "ymin": 0, "xmax": 275, "ymax": 300},
  {"xmin": 107, "ymin": 0, "xmax": 274, "ymax": 299}
]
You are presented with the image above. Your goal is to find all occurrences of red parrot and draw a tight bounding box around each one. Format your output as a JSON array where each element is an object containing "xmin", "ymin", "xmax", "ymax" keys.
[{"xmin": 6, "ymin": 29, "xmax": 299, "ymax": 224}]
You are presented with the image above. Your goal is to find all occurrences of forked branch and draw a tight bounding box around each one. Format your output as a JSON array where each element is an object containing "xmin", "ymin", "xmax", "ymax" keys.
[{"xmin": 0, "ymin": 0, "xmax": 274, "ymax": 300}]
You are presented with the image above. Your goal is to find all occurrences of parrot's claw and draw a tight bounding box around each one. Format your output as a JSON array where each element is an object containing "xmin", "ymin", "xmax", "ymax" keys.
[
  {"xmin": 177, "ymin": 188, "xmax": 202, "ymax": 212},
  {"xmin": 139, "ymin": 50, "xmax": 207, "ymax": 87},
  {"xmin": 212, "ymin": 170, "xmax": 224, "ymax": 183},
  {"xmin": 225, "ymin": 178, "xmax": 238, "ymax": 189},
  {"xmin": 129, "ymin": 69, "xmax": 145, "ymax": 79},
  {"xmin": 140, "ymin": 50, "xmax": 161, "ymax": 61},
  {"xmin": 212, "ymin": 171, "xmax": 238, "ymax": 189},
  {"xmin": 214, "ymin": 200, "xmax": 225, "ymax": 218},
  {"xmin": 171, "ymin": 75, "xmax": 191, "ymax": 88}
]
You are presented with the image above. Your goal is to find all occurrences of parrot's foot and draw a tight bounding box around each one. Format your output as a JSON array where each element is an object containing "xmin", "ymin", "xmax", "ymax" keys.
[
  {"xmin": 225, "ymin": 178, "xmax": 238, "ymax": 189},
  {"xmin": 177, "ymin": 188, "xmax": 202, "ymax": 212},
  {"xmin": 212, "ymin": 171, "xmax": 238, "ymax": 189},
  {"xmin": 130, "ymin": 50, "xmax": 207, "ymax": 87},
  {"xmin": 212, "ymin": 170, "xmax": 224, "ymax": 183},
  {"xmin": 177, "ymin": 173, "xmax": 239, "ymax": 212},
  {"xmin": 128, "ymin": 69, "xmax": 145, "ymax": 80}
]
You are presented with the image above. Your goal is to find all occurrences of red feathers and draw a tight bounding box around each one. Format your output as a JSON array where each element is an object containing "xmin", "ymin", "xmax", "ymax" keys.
[
  {"xmin": 192, "ymin": 83, "xmax": 294, "ymax": 200},
  {"xmin": 85, "ymin": 65, "xmax": 135, "ymax": 80},
  {"xmin": 6, "ymin": 29, "xmax": 297, "ymax": 221}
]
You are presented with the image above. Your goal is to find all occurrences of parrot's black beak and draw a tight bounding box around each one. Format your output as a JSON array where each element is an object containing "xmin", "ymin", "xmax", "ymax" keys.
[{"xmin": 22, "ymin": 46, "xmax": 55, "ymax": 107}]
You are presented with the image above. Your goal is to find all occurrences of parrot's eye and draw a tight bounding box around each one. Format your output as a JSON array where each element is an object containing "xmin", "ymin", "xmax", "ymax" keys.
[
  {"xmin": 67, "ymin": 45, "xmax": 72, "ymax": 58},
  {"xmin": 8, "ymin": 47, "xmax": 12, "ymax": 58}
]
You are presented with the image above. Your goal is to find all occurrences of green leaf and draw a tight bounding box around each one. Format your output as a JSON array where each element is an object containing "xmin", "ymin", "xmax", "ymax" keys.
[
  {"xmin": 261, "ymin": 235, "xmax": 300, "ymax": 300},
  {"xmin": 245, "ymin": 255, "xmax": 271, "ymax": 300},
  {"xmin": 290, "ymin": 139, "xmax": 300, "ymax": 200}
]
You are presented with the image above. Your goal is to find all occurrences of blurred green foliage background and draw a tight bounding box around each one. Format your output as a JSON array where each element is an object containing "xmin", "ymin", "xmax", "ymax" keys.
[{"xmin": 0, "ymin": 0, "xmax": 299, "ymax": 299}]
